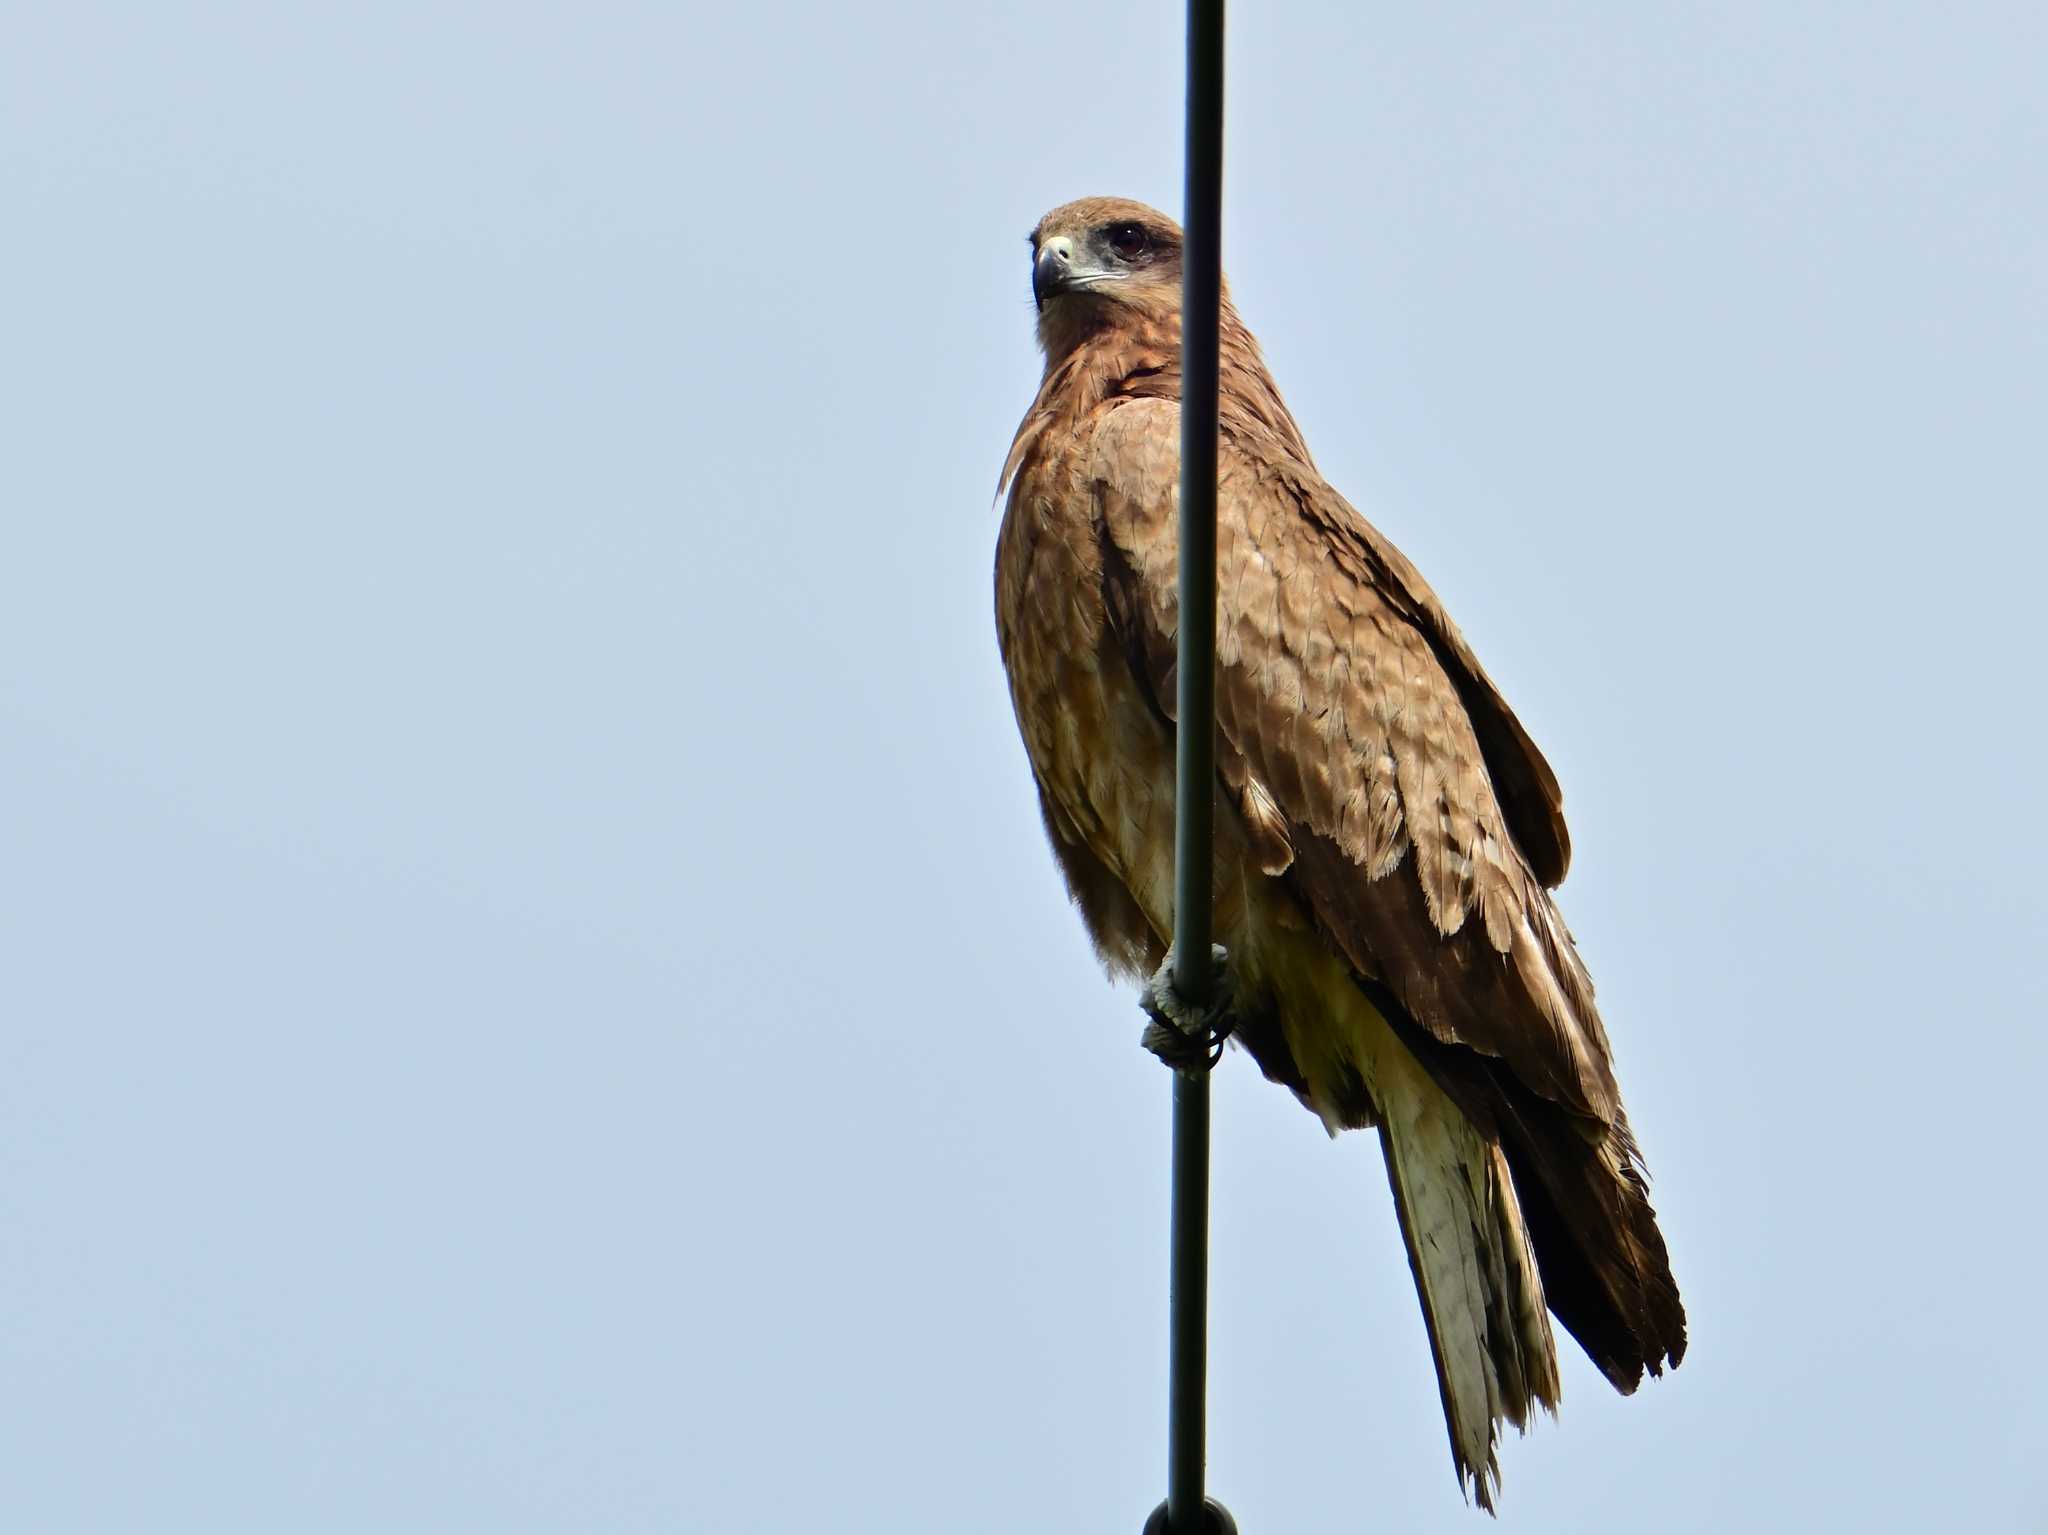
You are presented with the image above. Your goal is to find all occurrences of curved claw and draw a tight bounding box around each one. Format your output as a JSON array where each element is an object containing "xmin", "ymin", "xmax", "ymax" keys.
[{"xmin": 1139, "ymin": 944, "xmax": 1236, "ymax": 1074}]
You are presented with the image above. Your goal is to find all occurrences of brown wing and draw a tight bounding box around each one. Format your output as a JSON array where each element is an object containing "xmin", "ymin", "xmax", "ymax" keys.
[
  {"xmin": 1084, "ymin": 399, "xmax": 1685, "ymax": 1383},
  {"xmin": 1085, "ymin": 399, "xmax": 1615, "ymax": 1118},
  {"xmin": 1318, "ymin": 497, "xmax": 1574, "ymax": 891}
]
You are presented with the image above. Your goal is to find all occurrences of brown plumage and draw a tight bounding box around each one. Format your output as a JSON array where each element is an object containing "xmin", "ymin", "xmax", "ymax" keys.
[{"xmin": 994, "ymin": 197, "xmax": 1685, "ymax": 1511}]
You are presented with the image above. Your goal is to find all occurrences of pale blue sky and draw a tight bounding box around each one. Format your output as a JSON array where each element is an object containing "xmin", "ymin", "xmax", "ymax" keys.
[{"xmin": 4, "ymin": 3, "xmax": 2044, "ymax": 1530}]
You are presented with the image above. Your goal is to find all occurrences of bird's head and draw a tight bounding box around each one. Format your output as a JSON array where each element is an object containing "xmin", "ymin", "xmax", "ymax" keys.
[{"xmin": 1028, "ymin": 197, "xmax": 1186, "ymax": 359}]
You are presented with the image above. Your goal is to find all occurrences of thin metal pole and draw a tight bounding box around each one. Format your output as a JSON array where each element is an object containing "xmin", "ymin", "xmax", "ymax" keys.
[
  {"xmin": 1166, "ymin": 1, "xmax": 1225, "ymax": 1532},
  {"xmin": 1163, "ymin": 1075, "xmax": 1216, "ymax": 1534}
]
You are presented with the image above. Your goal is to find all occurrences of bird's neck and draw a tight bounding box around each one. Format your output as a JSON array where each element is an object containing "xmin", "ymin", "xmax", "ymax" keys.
[
  {"xmin": 1002, "ymin": 304, "xmax": 1316, "ymax": 496},
  {"xmin": 1039, "ymin": 313, "xmax": 1182, "ymax": 411},
  {"xmin": 1050, "ymin": 307, "xmax": 1315, "ymax": 463}
]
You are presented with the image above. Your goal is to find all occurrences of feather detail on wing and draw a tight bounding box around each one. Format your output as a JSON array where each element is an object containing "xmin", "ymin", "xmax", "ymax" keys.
[
  {"xmin": 1083, "ymin": 397, "xmax": 1686, "ymax": 1388},
  {"xmin": 1084, "ymin": 399, "xmax": 1613, "ymax": 1117}
]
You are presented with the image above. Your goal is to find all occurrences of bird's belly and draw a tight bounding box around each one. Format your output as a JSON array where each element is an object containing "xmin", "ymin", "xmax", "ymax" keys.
[
  {"xmin": 1031, "ymin": 637, "xmax": 1182, "ymax": 934},
  {"xmin": 995, "ymin": 491, "xmax": 1190, "ymax": 963}
]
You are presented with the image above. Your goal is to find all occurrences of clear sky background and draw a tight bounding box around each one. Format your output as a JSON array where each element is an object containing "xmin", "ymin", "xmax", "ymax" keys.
[{"xmin": 4, "ymin": 3, "xmax": 2044, "ymax": 1531}]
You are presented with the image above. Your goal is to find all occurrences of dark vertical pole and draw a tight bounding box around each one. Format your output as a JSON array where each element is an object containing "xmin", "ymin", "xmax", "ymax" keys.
[{"xmin": 1167, "ymin": 2, "xmax": 1225, "ymax": 1533}]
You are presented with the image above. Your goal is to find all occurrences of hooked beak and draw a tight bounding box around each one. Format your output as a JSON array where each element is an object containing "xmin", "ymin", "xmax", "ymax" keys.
[{"xmin": 1033, "ymin": 235, "xmax": 1112, "ymax": 310}]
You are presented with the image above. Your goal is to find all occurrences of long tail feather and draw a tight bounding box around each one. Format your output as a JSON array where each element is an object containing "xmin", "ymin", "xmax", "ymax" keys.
[{"xmin": 1377, "ymin": 1094, "xmax": 1559, "ymax": 1511}]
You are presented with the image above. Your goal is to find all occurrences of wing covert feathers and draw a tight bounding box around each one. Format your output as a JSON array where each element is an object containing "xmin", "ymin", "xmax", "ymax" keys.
[{"xmin": 1086, "ymin": 402, "xmax": 1620, "ymax": 1112}]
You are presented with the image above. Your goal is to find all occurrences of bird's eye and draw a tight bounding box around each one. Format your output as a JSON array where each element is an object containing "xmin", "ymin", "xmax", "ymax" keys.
[{"xmin": 1106, "ymin": 223, "xmax": 1150, "ymax": 261}]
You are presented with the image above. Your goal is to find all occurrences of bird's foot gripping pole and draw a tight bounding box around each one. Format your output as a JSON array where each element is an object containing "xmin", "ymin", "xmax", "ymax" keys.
[{"xmin": 1141, "ymin": 944, "xmax": 1236, "ymax": 1073}]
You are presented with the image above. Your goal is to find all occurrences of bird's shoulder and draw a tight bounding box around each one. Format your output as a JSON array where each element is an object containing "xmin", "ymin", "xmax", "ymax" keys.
[{"xmin": 1082, "ymin": 396, "xmax": 1573, "ymax": 889}]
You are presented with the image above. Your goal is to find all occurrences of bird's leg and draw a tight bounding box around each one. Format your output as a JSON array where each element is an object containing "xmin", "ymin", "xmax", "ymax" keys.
[{"xmin": 1140, "ymin": 944, "xmax": 1236, "ymax": 1074}]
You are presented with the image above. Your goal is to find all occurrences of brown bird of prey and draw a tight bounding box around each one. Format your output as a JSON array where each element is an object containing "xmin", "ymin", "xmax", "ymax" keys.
[{"xmin": 994, "ymin": 198, "xmax": 1685, "ymax": 1509}]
